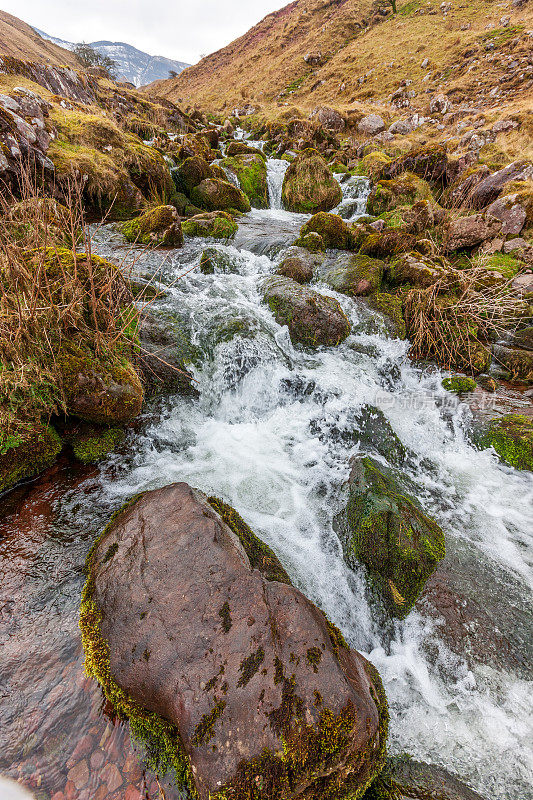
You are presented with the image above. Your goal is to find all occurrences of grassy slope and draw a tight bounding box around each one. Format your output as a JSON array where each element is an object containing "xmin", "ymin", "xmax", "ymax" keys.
[
  {"xmin": 0, "ymin": 10, "xmax": 78, "ymax": 66},
  {"xmin": 155, "ymin": 0, "xmax": 533, "ymax": 119}
]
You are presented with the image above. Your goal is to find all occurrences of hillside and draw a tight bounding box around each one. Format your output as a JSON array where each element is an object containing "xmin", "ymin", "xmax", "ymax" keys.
[
  {"xmin": 35, "ymin": 28, "xmax": 190, "ymax": 87},
  {"xmin": 155, "ymin": 0, "xmax": 533, "ymax": 117},
  {"xmin": 0, "ymin": 10, "xmax": 77, "ymax": 66}
]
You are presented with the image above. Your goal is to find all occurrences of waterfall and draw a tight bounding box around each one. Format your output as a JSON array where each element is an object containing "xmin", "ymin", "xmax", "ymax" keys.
[{"xmin": 267, "ymin": 158, "xmax": 290, "ymax": 209}]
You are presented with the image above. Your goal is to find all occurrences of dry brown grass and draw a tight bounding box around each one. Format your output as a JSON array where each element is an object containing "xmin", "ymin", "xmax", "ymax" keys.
[{"xmin": 404, "ymin": 269, "xmax": 525, "ymax": 374}]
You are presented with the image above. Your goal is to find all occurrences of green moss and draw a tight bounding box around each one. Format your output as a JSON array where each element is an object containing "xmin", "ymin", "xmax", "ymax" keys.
[
  {"xmin": 472, "ymin": 252, "xmax": 523, "ymax": 279},
  {"xmin": 190, "ymin": 178, "xmax": 251, "ymax": 213},
  {"xmin": 0, "ymin": 423, "xmax": 62, "ymax": 494},
  {"xmin": 220, "ymin": 155, "xmax": 268, "ymax": 209},
  {"xmin": 293, "ymin": 231, "xmax": 325, "ymax": 252},
  {"xmin": 367, "ymin": 173, "xmax": 434, "ymax": 217},
  {"xmin": 121, "ymin": 206, "xmax": 182, "ymax": 248},
  {"xmin": 325, "ymin": 255, "xmax": 384, "ymax": 296},
  {"xmin": 354, "ymin": 152, "xmax": 391, "ymax": 180},
  {"xmin": 342, "ymin": 458, "xmax": 445, "ymax": 618},
  {"xmin": 306, "ymin": 647, "xmax": 322, "ymax": 673},
  {"xmin": 441, "ymin": 376, "xmax": 477, "ymax": 393},
  {"xmin": 182, "ymin": 212, "xmax": 238, "ymax": 239},
  {"xmin": 207, "ymin": 496, "xmax": 291, "ymax": 583},
  {"xmin": 218, "ymin": 600, "xmax": 232, "ymax": 633},
  {"xmin": 478, "ymin": 414, "xmax": 533, "ymax": 471},
  {"xmin": 368, "ymin": 293, "xmax": 406, "ymax": 339},
  {"xmin": 192, "ymin": 699, "xmax": 227, "ymax": 747},
  {"xmin": 359, "ymin": 228, "xmax": 416, "ymax": 258},
  {"xmin": 79, "ymin": 495, "xmax": 195, "ymax": 789},
  {"xmin": 299, "ymin": 213, "xmax": 355, "ymax": 250},
  {"xmin": 237, "ymin": 647, "xmax": 265, "ymax": 688},
  {"xmin": 71, "ymin": 426, "xmax": 125, "ymax": 464}
]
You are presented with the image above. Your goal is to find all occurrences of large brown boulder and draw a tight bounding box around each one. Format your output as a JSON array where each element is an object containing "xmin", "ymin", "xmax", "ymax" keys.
[
  {"xmin": 444, "ymin": 213, "xmax": 502, "ymax": 251},
  {"xmin": 282, "ymin": 149, "xmax": 342, "ymax": 213},
  {"xmin": 263, "ymin": 276, "xmax": 351, "ymax": 347},
  {"xmin": 81, "ymin": 484, "xmax": 388, "ymax": 800},
  {"xmin": 191, "ymin": 178, "xmax": 251, "ymax": 213},
  {"xmin": 469, "ymin": 161, "xmax": 533, "ymax": 209}
]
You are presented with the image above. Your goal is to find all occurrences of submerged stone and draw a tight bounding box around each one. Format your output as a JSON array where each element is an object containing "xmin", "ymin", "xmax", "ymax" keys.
[
  {"xmin": 364, "ymin": 755, "xmax": 488, "ymax": 800},
  {"xmin": 80, "ymin": 483, "xmax": 388, "ymax": 800},
  {"xmin": 337, "ymin": 457, "xmax": 445, "ymax": 618}
]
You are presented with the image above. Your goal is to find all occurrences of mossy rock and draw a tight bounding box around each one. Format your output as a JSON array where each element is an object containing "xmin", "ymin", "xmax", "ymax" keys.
[
  {"xmin": 388, "ymin": 253, "xmax": 448, "ymax": 288},
  {"xmin": 378, "ymin": 145, "xmax": 448, "ymax": 184},
  {"xmin": 293, "ymin": 231, "xmax": 325, "ymax": 252},
  {"xmin": 199, "ymin": 247, "xmax": 241, "ymax": 274},
  {"xmin": 299, "ymin": 212, "xmax": 355, "ymax": 250},
  {"xmin": 282, "ymin": 149, "xmax": 342, "ymax": 213},
  {"xmin": 322, "ymin": 254, "xmax": 384, "ymax": 297},
  {"xmin": 182, "ymin": 211, "xmax": 238, "ymax": 239},
  {"xmin": 368, "ymin": 293, "xmax": 406, "ymax": 339},
  {"xmin": 190, "ymin": 178, "xmax": 251, "ymax": 213},
  {"xmin": 71, "ymin": 426, "xmax": 125, "ymax": 464},
  {"xmin": 337, "ymin": 457, "xmax": 445, "ymax": 618},
  {"xmin": 354, "ymin": 406, "xmax": 408, "ymax": 467},
  {"xmin": 7, "ymin": 198, "xmax": 81, "ymax": 248},
  {"xmin": 121, "ymin": 205, "xmax": 183, "ymax": 248},
  {"xmin": 174, "ymin": 156, "xmax": 213, "ymax": 194},
  {"xmin": 0, "ymin": 423, "xmax": 62, "ymax": 495},
  {"xmin": 220, "ymin": 154, "xmax": 268, "ymax": 209},
  {"xmin": 226, "ymin": 141, "xmax": 266, "ymax": 160},
  {"xmin": 359, "ymin": 228, "xmax": 417, "ymax": 258},
  {"xmin": 354, "ymin": 152, "xmax": 392, "ymax": 180},
  {"xmin": 442, "ymin": 376, "xmax": 477, "ymax": 393},
  {"xmin": 364, "ymin": 754, "xmax": 489, "ymax": 800},
  {"xmin": 367, "ymin": 173, "xmax": 435, "ymax": 217},
  {"xmin": 477, "ymin": 413, "xmax": 533, "ymax": 471},
  {"xmin": 58, "ymin": 344, "xmax": 144, "ymax": 425}
]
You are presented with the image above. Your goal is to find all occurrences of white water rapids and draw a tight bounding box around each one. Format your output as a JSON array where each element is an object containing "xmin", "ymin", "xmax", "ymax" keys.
[{"xmin": 90, "ymin": 159, "xmax": 533, "ymax": 800}]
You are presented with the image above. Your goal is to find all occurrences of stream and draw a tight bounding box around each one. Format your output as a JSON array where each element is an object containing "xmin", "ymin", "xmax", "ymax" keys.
[{"xmin": 0, "ymin": 154, "xmax": 532, "ymax": 800}]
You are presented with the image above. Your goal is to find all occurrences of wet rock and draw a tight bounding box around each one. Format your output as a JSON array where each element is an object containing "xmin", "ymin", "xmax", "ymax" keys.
[
  {"xmin": 512, "ymin": 326, "xmax": 533, "ymax": 351},
  {"xmin": 138, "ymin": 310, "xmax": 198, "ymax": 397},
  {"xmin": 282, "ymin": 149, "xmax": 342, "ymax": 213},
  {"xmin": 182, "ymin": 211, "xmax": 238, "ymax": 239},
  {"xmin": 175, "ymin": 156, "xmax": 213, "ymax": 193},
  {"xmin": 299, "ymin": 212, "xmax": 356, "ymax": 250},
  {"xmin": 477, "ymin": 413, "xmax": 533, "ymax": 470},
  {"xmin": 121, "ymin": 206, "xmax": 183, "ymax": 248},
  {"xmin": 81, "ymin": 484, "xmax": 388, "ymax": 800},
  {"xmin": 444, "ymin": 213, "xmax": 502, "ymax": 251},
  {"xmin": 276, "ymin": 246, "xmax": 320, "ymax": 284},
  {"xmin": 320, "ymin": 253, "xmax": 384, "ymax": 296},
  {"xmin": 365, "ymin": 755, "xmax": 488, "ymax": 799},
  {"xmin": 492, "ymin": 344, "xmax": 533, "ymax": 382},
  {"xmin": 220, "ymin": 153, "xmax": 268, "ymax": 209},
  {"xmin": 367, "ymin": 293, "xmax": 406, "ymax": 339},
  {"xmin": 354, "ymin": 406, "xmax": 408, "ymax": 466},
  {"xmin": 357, "ymin": 115, "xmax": 386, "ymax": 136},
  {"xmin": 191, "ymin": 177, "xmax": 251, "ymax": 213},
  {"xmin": 367, "ymin": 173, "xmax": 435, "ymax": 217},
  {"xmin": 294, "ymin": 231, "xmax": 325, "ymax": 252},
  {"xmin": 336, "ymin": 457, "xmax": 445, "ymax": 618},
  {"xmin": 263, "ymin": 276, "xmax": 351, "ymax": 347},
  {"xmin": 469, "ymin": 161, "xmax": 533, "ymax": 210},
  {"xmin": 200, "ymin": 247, "xmax": 241, "ymax": 274}
]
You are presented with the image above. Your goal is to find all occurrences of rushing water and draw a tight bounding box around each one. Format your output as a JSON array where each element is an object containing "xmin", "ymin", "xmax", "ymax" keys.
[{"xmin": 1, "ymin": 159, "xmax": 532, "ymax": 800}]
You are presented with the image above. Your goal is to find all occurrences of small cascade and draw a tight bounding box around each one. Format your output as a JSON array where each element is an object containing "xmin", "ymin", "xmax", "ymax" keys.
[
  {"xmin": 267, "ymin": 158, "xmax": 290, "ymax": 209},
  {"xmin": 334, "ymin": 175, "xmax": 371, "ymax": 220}
]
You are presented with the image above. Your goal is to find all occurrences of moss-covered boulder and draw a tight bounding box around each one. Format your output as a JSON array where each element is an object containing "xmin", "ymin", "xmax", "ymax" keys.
[
  {"xmin": 378, "ymin": 145, "xmax": 448, "ymax": 184},
  {"xmin": 226, "ymin": 141, "xmax": 266, "ymax": 160},
  {"xmin": 299, "ymin": 212, "xmax": 355, "ymax": 250},
  {"xmin": 191, "ymin": 178, "xmax": 251, "ymax": 213},
  {"xmin": 389, "ymin": 253, "xmax": 448, "ymax": 288},
  {"xmin": 80, "ymin": 483, "xmax": 388, "ymax": 800},
  {"xmin": 282, "ymin": 149, "xmax": 342, "ymax": 213},
  {"xmin": 491, "ymin": 344, "xmax": 533, "ymax": 382},
  {"xmin": 0, "ymin": 422, "xmax": 62, "ymax": 494},
  {"xmin": 337, "ymin": 457, "xmax": 445, "ymax": 618},
  {"xmin": 477, "ymin": 414, "xmax": 533, "ymax": 470},
  {"xmin": 220, "ymin": 154, "xmax": 268, "ymax": 208},
  {"xmin": 182, "ymin": 211, "xmax": 238, "ymax": 239},
  {"xmin": 368, "ymin": 293, "xmax": 406, "ymax": 339},
  {"xmin": 175, "ymin": 155, "xmax": 213, "ymax": 194},
  {"xmin": 293, "ymin": 231, "xmax": 325, "ymax": 252},
  {"xmin": 121, "ymin": 205, "xmax": 183, "ymax": 248},
  {"xmin": 58, "ymin": 344, "xmax": 144, "ymax": 425},
  {"xmin": 355, "ymin": 152, "xmax": 392, "ymax": 180},
  {"xmin": 263, "ymin": 276, "xmax": 351, "ymax": 347},
  {"xmin": 354, "ymin": 406, "xmax": 408, "ymax": 467},
  {"xmin": 276, "ymin": 246, "xmax": 322, "ymax": 284},
  {"xmin": 367, "ymin": 173, "xmax": 435, "ymax": 217},
  {"xmin": 321, "ymin": 254, "xmax": 384, "ymax": 297},
  {"xmin": 138, "ymin": 311, "xmax": 198, "ymax": 397},
  {"xmin": 200, "ymin": 247, "xmax": 241, "ymax": 274},
  {"xmin": 359, "ymin": 228, "xmax": 417, "ymax": 259},
  {"xmin": 442, "ymin": 376, "xmax": 477, "ymax": 393}
]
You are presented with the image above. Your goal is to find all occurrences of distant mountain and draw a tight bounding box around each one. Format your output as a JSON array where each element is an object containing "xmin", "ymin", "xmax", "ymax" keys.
[{"xmin": 33, "ymin": 28, "xmax": 189, "ymax": 87}]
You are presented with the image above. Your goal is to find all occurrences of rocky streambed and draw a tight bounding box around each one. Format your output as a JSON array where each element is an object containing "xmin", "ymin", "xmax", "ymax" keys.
[{"xmin": 0, "ymin": 164, "xmax": 532, "ymax": 800}]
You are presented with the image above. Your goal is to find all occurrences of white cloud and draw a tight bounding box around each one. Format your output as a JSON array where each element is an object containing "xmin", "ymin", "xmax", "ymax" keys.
[{"xmin": 6, "ymin": 0, "xmax": 283, "ymax": 64}]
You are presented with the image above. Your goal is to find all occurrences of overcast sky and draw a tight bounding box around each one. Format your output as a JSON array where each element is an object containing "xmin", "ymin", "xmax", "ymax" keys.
[{"xmin": 7, "ymin": 1, "xmax": 284, "ymax": 64}]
